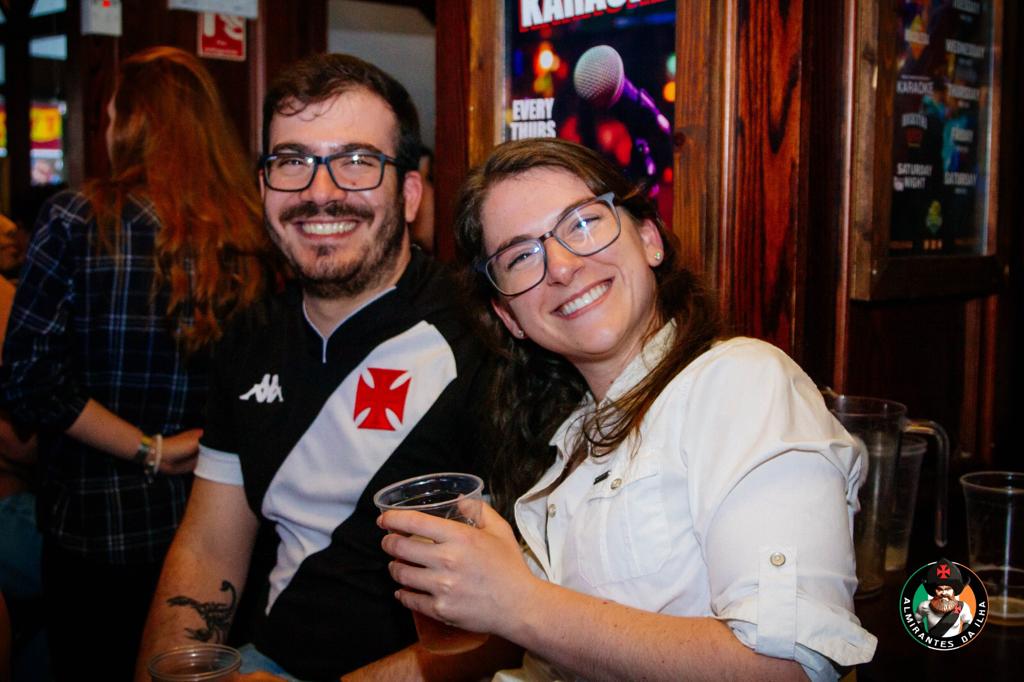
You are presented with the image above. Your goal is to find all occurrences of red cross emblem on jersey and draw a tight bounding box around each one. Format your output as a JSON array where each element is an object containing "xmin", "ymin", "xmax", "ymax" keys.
[
  {"xmin": 354, "ymin": 367, "xmax": 412, "ymax": 431},
  {"xmin": 937, "ymin": 564, "xmax": 951, "ymax": 579}
]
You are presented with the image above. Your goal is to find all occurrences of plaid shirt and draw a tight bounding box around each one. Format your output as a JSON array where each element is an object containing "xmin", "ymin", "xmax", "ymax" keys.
[{"xmin": 0, "ymin": 190, "xmax": 208, "ymax": 565}]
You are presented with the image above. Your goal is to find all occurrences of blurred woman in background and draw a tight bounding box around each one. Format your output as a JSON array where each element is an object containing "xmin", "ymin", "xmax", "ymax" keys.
[{"xmin": 0, "ymin": 46, "xmax": 274, "ymax": 680}]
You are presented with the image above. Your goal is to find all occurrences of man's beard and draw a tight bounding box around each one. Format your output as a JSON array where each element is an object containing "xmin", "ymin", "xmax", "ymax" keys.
[
  {"xmin": 268, "ymin": 196, "xmax": 406, "ymax": 299},
  {"xmin": 930, "ymin": 595, "xmax": 958, "ymax": 613}
]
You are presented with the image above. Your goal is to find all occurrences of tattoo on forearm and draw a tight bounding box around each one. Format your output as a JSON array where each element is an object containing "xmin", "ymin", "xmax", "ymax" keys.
[{"xmin": 167, "ymin": 580, "xmax": 238, "ymax": 643}]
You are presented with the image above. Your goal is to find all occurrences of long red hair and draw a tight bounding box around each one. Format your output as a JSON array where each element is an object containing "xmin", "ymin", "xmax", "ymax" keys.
[{"xmin": 86, "ymin": 46, "xmax": 271, "ymax": 352}]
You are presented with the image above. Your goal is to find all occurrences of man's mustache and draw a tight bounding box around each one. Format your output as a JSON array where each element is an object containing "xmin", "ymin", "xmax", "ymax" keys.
[{"xmin": 279, "ymin": 200, "xmax": 374, "ymax": 223}]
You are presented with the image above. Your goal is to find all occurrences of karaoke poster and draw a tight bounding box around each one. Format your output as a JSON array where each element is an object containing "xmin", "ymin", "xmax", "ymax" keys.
[
  {"xmin": 504, "ymin": 0, "xmax": 677, "ymax": 221},
  {"xmin": 889, "ymin": 0, "xmax": 993, "ymax": 255}
]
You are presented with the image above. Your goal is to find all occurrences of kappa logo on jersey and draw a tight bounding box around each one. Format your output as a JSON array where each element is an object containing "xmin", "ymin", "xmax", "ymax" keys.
[
  {"xmin": 239, "ymin": 373, "xmax": 284, "ymax": 403},
  {"xmin": 354, "ymin": 367, "xmax": 411, "ymax": 431}
]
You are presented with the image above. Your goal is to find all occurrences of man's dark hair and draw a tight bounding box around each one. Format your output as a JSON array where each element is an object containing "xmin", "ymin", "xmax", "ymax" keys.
[{"xmin": 262, "ymin": 53, "xmax": 422, "ymax": 173}]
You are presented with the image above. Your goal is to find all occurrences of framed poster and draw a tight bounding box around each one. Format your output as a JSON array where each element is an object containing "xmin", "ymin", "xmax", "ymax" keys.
[
  {"xmin": 849, "ymin": 0, "xmax": 1004, "ymax": 299},
  {"xmin": 500, "ymin": 0, "xmax": 678, "ymax": 222}
]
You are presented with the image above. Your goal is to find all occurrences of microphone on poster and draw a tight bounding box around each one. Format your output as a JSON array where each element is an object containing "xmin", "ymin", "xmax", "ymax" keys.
[
  {"xmin": 573, "ymin": 45, "xmax": 672, "ymax": 137},
  {"xmin": 573, "ymin": 45, "xmax": 671, "ymax": 189}
]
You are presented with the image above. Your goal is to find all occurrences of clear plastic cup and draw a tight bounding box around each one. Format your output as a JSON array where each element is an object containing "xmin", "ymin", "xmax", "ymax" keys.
[
  {"xmin": 148, "ymin": 643, "xmax": 241, "ymax": 681},
  {"xmin": 885, "ymin": 435, "xmax": 928, "ymax": 572},
  {"xmin": 961, "ymin": 471, "xmax": 1024, "ymax": 626},
  {"xmin": 374, "ymin": 472, "xmax": 489, "ymax": 654}
]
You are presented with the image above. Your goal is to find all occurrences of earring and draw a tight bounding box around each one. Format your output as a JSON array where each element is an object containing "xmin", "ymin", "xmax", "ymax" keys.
[
  {"xmin": 515, "ymin": 329, "xmax": 526, "ymax": 339},
  {"xmin": 653, "ymin": 251, "xmax": 663, "ymax": 261}
]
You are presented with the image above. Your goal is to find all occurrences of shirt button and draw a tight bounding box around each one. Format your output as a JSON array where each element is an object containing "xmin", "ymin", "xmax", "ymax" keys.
[
  {"xmin": 770, "ymin": 552, "xmax": 786, "ymax": 567},
  {"xmin": 610, "ymin": 478, "xmax": 622, "ymax": 490},
  {"xmin": 547, "ymin": 504, "xmax": 557, "ymax": 518}
]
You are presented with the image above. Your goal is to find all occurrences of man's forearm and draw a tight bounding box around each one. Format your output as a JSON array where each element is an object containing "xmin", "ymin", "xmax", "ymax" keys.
[
  {"xmin": 134, "ymin": 478, "xmax": 258, "ymax": 681},
  {"xmin": 135, "ymin": 541, "xmax": 247, "ymax": 679}
]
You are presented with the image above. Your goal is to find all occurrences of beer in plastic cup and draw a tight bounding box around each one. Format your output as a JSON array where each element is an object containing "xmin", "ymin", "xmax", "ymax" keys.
[{"xmin": 375, "ymin": 472, "xmax": 490, "ymax": 654}]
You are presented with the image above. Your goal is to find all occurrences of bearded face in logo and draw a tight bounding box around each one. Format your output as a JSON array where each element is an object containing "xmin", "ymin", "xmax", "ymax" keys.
[{"xmin": 929, "ymin": 584, "xmax": 959, "ymax": 613}]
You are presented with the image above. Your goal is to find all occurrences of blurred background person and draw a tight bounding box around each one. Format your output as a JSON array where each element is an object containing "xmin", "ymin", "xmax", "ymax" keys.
[
  {"xmin": 0, "ymin": 210, "xmax": 44, "ymax": 682},
  {"xmin": 1, "ymin": 183, "xmax": 65, "ymax": 682},
  {"xmin": 0, "ymin": 214, "xmax": 28, "ymax": 284},
  {"xmin": 409, "ymin": 146, "xmax": 435, "ymax": 253},
  {"xmin": 0, "ymin": 46, "xmax": 274, "ymax": 681}
]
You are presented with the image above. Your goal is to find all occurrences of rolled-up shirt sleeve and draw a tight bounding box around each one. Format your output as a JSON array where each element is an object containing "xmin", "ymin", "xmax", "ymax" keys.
[
  {"xmin": 195, "ymin": 445, "xmax": 244, "ymax": 486},
  {"xmin": 682, "ymin": 340, "xmax": 876, "ymax": 680}
]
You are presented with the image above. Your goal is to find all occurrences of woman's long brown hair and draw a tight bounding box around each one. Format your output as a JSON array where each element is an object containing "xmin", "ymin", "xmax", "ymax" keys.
[
  {"xmin": 86, "ymin": 46, "xmax": 272, "ymax": 352},
  {"xmin": 454, "ymin": 139, "xmax": 723, "ymax": 521}
]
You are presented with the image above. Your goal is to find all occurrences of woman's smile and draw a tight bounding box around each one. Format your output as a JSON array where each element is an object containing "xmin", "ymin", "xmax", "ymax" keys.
[{"xmin": 553, "ymin": 279, "xmax": 612, "ymax": 317}]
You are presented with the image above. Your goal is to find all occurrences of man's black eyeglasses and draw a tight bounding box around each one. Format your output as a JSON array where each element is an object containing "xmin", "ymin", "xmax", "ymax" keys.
[{"xmin": 261, "ymin": 150, "xmax": 401, "ymax": 192}]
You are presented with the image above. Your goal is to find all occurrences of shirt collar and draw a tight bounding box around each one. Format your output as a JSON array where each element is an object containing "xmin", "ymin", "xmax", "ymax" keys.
[
  {"xmin": 302, "ymin": 286, "xmax": 396, "ymax": 362},
  {"xmin": 546, "ymin": 320, "xmax": 677, "ymax": 456}
]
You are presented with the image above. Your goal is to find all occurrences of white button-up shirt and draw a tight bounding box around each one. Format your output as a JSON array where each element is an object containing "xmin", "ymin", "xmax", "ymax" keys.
[{"xmin": 497, "ymin": 327, "xmax": 877, "ymax": 681}]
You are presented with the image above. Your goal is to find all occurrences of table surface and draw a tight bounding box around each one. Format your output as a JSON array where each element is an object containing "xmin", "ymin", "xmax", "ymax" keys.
[
  {"xmin": 854, "ymin": 575, "xmax": 1020, "ymax": 680},
  {"xmin": 853, "ymin": 458, "xmax": 1019, "ymax": 680}
]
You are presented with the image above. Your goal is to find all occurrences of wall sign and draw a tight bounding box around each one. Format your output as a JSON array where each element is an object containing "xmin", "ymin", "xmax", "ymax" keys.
[
  {"xmin": 168, "ymin": 0, "xmax": 257, "ymax": 20},
  {"xmin": 848, "ymin": 0, "xmax": 1005, "ymax": 300},
  {"xmin": 197, "ymin": 13, "xmax": 246, "ymax": 61},
  {"xmin": 889, "ymin": 0, "xmax": 994, "ymax": 256}
]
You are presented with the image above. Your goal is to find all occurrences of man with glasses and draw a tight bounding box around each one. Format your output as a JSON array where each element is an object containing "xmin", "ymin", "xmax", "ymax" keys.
[{"xmin": 136, "ymin": 54, "xmax": 506, "ymax": 681}]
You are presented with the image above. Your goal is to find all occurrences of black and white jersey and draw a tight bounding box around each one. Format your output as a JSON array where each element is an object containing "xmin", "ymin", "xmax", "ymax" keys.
[{"xmin": 196, "ymin": 250, "xmax": 494, "ymax": 679}]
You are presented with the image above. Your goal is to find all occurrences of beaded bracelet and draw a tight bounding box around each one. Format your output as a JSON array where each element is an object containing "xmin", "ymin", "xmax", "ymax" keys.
[
  {"xmin": 133, "ymin": 434, "xmax": 153, "ymax": 466},
  {"xmin": 143, "ymin": 434, "xmax": 163, "ymax": 483}
]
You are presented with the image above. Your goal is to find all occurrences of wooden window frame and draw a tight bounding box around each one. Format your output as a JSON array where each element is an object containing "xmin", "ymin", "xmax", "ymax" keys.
[{"xmin": 847, "ymin": 0, "xmax": 1006, "ymax": 300}]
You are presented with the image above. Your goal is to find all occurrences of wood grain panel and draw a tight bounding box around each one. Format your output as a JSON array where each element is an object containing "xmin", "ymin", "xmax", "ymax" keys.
[
  {"xmin": 673, "ymin": 1, "xmax": 726, "ymax": 280},
  {"xmin": 847, "ymin": 299, "xmax": 967, "ymax": 451},
  {"xmin": 433, "ymin": 0, "xmax": 473, "ymax": 263},
  {"xmin": 725, "ymin": 0, "xmax": 806, "ymax": 352},
  {"xmin": 468, "ymin": 0, "xmax": 502, "ymax": 168},
  {"xmin": 800, "ymin": 0, "xmax": 850, "ymax": 386}
]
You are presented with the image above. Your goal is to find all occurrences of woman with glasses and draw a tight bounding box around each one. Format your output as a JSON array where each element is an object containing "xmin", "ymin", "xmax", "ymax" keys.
[
  {"xmin": 378, "ymin": 138, "xmax": 876, "ymax": 681},
  {"xmin": 0, "ymin": 47, "xmax": 274, "ymax": 680}
]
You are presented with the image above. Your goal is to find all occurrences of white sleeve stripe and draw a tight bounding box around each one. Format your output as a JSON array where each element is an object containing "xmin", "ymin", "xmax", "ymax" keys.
[{"xmin": 195, "ymin": 445, "xmax": 244, "ymax": 486}]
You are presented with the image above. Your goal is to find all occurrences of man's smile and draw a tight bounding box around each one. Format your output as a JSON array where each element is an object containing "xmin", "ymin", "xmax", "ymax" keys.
[{"xmin": 298, "ymin": 220, "xmax": 359, "ymax": 236}]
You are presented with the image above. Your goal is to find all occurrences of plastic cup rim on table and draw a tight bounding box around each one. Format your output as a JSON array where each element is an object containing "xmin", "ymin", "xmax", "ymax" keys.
[
  {"xmin": 147, "ymin": 643, "xmax": 242, "ymax": 682},
  {"xmin": 960, "ymin": 470, "xmax": 1024, "ymax": 495}
]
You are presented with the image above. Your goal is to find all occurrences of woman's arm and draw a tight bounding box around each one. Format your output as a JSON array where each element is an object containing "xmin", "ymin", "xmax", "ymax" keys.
[
  {"xmin": 2, "ymin": 197, "xmax": 199, "ymax": 473},
  {"xmin": 67, "ymin": 399, "xmax": 201, "ymax": 474},
  {"xmin": 380, "ymin": 506, "xmax": 806, "ymax": 682}
]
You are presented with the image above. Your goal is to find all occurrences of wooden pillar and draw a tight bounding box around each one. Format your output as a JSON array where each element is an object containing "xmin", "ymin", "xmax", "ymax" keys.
[{"xmin": 675, "ymin": 0, "xmax": 812, "ymax": 357}]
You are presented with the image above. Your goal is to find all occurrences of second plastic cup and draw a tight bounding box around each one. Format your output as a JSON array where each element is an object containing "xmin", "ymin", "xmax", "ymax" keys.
[
  {"xmin": 147, "ymin": 643, "xmax": 241, "ymax": 681},
  {"xmin": 885, "ymin": 435, "xmax": 928, "ymax": 573},
  {"xmin": 374, "ymin": 472, "xmax": 489, "ymax": 654},
  {"xmin": 961, "ymin": 471, "xmax": 1024, "ymax": 626}
]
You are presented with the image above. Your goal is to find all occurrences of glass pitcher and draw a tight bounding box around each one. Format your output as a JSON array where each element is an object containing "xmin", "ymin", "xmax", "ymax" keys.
[{"xmin": 824, "ymin": 393, "xmax": 949, "ymax": 598}]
